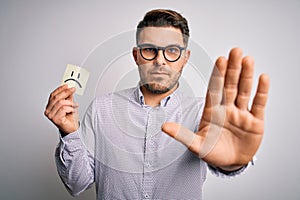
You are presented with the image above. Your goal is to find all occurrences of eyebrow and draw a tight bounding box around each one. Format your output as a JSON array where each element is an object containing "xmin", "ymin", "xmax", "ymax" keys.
[{"xmin": 137, "ymin": 43, "xmax": 184, "ymax": 47}]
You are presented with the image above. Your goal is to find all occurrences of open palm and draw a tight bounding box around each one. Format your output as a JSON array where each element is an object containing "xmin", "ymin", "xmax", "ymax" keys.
[{"xmin": 162, "ymin": 48, "xmax": 270, "ymax": 169}]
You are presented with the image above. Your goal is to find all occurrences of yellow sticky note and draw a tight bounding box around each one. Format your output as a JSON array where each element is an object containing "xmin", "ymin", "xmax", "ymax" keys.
[{"xmin": 61, "ymin": 64, "xmax": 90, "ymax": 95}]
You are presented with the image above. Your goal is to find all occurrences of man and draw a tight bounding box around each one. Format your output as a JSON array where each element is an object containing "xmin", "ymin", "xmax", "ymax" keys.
[{"xmin": 44, "ymin": 9, "xmax": 270, "ymax": 199}]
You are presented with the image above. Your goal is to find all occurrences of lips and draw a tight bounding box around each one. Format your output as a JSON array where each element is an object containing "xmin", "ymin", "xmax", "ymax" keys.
[{"xmin": 151, "ymin": 71, "xmax": 169, "ymax": 75}]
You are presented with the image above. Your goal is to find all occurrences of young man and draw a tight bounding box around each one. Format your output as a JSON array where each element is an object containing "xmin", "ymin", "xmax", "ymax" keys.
[{"xmin": 45, "ymin": 9, "xmax": 270, "ymax": 199}]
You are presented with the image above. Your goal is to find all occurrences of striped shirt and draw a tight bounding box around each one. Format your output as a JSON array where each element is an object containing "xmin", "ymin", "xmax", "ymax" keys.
[{"xmin": 55, "ymin": 86, "xmax": 249, "ymax": 200}]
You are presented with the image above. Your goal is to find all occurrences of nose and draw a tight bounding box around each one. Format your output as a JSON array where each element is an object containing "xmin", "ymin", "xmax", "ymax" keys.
[{"xmin": 154, "ymin": 49, "xmax": 166, "ymax": 65}]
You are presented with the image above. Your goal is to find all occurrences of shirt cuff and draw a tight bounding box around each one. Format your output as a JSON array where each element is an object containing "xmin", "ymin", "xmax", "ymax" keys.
[
  {"xmin": 208, "ymin": 157, "xmax": 256, "ymax": 178},
  {"xmin": 56, "ymin": 130, "xmax": 83, "ymax": 164},
  {"xmin": 59, "ymin": 130, "xmax": 81, "ymax": 142}
]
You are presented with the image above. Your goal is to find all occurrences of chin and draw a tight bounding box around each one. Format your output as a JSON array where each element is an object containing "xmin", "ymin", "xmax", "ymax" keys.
[{"xmin": 144, "ymin": 83, "xmax": 172, "ymax": 94}]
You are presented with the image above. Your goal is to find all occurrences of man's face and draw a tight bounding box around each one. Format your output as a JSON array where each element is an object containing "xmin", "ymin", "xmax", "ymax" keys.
[{"xmin": 133, "ymin": 27, "xmax": 190, "ymax": 94}]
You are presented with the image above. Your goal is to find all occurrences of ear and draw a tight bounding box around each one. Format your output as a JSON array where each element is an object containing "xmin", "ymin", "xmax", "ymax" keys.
[
  {"xmin": 132, "ymin": 47, "xmax": 138, "ymax": 65},
  {"xmin": 182, "ymin": 49, "xmax": 191, "ymax": 67}
]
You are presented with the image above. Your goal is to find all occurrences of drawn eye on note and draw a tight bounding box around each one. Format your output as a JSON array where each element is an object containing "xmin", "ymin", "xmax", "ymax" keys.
[{"xmin": 61, "ymin": 64, "xmax": 90, "ymax": 95}]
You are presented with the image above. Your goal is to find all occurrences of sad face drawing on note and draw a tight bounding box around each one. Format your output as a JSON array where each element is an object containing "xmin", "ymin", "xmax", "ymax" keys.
[{"xmin": 61, "ymin": 64, "xmax": 90, "ymax": 95}]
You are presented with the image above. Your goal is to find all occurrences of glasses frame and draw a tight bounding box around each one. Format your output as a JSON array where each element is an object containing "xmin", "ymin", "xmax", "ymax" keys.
[{"xmin": 137, "ymin": 43, "xmax": 186, "ymax": 62}]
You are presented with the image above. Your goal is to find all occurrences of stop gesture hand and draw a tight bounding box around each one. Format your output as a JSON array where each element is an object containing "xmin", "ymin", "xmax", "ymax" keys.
[{"xmin": 163, "ymin": 48, "xmax": 270, "ymax": 170}]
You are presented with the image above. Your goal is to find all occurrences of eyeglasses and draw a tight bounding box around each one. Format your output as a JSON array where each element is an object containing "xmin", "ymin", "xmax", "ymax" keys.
[{"xmin": 137, "ymin": 44, "xmax": 186, "ymax": 62}]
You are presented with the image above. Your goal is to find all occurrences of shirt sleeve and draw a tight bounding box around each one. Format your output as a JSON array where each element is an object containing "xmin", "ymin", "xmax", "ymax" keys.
[
  {"xmin": 55, "ymin": 130, "xmax": 95, "ymax": 196},
  {"xmin": 55, "ymin": 97, "xmax": 99, "ymax": 196}
]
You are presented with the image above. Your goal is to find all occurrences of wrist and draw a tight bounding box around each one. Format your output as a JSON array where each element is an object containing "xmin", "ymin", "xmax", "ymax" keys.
[
  {"xmin": 59, "ymin": 122, "xmax": 80, "ymax": 137},
  {"xmin": 59, "ymin": 129, "xmax": 70, "ymax": 137}
]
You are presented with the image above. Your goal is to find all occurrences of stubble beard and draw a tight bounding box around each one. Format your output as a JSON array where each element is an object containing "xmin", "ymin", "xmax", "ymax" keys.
[
  {"xmin": 141, "ymin": 73, "xmax": 181, "ymax": 94},
  {"xmin": 138, "ymin": 63, "xmax": 183, "ymax": 94},
  {"xmin": 143, "ymin": 83, "xmax": 175, "ymax": 94}
]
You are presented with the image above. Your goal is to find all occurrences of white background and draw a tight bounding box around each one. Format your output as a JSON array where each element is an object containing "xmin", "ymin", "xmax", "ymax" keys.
[{"xmin": 0, "ymin": 1, "xmax": 299, "ymax": 199}]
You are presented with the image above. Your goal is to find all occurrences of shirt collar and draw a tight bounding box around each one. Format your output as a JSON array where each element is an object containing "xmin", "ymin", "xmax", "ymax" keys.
[{"xmin": 134, "ymin": 85, "xmax": 180, "ymax": 107}]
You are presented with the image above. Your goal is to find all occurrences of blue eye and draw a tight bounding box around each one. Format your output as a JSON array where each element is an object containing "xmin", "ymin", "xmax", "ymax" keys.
[
  {"xmin": 166, "ymin": 46, "xmax": 180, "ymax": 54},
  {"xmin": 168, "ymin": 48, "xmax": 176, "ymax": 53}
]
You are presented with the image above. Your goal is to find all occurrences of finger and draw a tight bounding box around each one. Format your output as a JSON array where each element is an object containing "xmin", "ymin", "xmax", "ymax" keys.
[
  {"xmin": 45, "ymin": 87, "xmax": 76, "ymax": 115},
  {"xmin": 46, "ymin": 84, "xmax": 69, "ymax": 110},
  {"xmin": 162, "ymin": 122, "xmax": 201, "ymax": 155},
  {"xmin": 223, "ymin": 48, "xmax": 243, "ymax": 105},
  {"xmin": 53, "ymin": 84, "xmax": 69, "ymax": 95},
  {"xmin": 47, "ymin": 84, "xmax": 68, "ymax": 102},
  {"xmin": 206, "ymin": 56, "xmax": 227, "ymax": 107},
  {"xmin": 236, "ymin": 56, "xmax": 254, "ymax": 110},
  {"xmin": 46, "ymin": 99, "xmax": 79, "ymax": 119},
  {"xmin": 52, "ymin": 106, "xmax": 78, "ymax": 129},
  {"xmin": 162, "ymin": 123, "xmax": 223, "ymax": 158},
  {"xmin": 66, "ymin": 87, "xmax": 75, "ymax": 101},
  {"xmin": 251, "ymin": 74, "xmax": 270, "ymax": 120}
]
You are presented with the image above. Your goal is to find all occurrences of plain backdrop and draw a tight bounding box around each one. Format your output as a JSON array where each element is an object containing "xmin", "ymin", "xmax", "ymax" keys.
[{"xmin": 0, "ymin": 1, "xmax": 299, "ymax": 200}]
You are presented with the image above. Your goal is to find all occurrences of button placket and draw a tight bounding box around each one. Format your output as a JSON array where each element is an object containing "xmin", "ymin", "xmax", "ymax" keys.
[
  {"xmin": 142, "ymin": 109, "xmax": 156, "ymax": 199},
  {"xmin": 142, "ymin": 107, "xmax": 166, "ymax": 199}
]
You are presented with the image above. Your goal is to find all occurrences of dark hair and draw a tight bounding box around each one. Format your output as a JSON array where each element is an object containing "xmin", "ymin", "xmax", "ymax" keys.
[{"xmin": 136, "ymin": 9, "xmax": 190, "ymax": 46}]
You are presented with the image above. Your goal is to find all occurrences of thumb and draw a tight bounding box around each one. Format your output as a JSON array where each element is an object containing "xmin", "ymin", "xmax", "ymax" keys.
[
  {"xmin": 162, "ymin": 122, "xmax": 199, "ymax": 153},
  {"xmin": 66, "ymin": 86, "xmax": 76, "ymax": 101}
]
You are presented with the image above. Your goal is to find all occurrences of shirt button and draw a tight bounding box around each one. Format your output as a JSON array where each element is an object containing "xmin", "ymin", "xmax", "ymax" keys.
[
  {"xmin": 144, "ymin": 193, "xmax": 150, "ymax": 199},
  {"xmin": 145, "ymin": 162, "xmax": 151, "ymax": 168}
]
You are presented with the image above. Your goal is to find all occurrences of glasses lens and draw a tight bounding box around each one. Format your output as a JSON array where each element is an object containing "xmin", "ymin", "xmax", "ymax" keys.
[
  {"xmin": 140, "ymin": 46, "xmax": 157, "ymax": 60},
  {"xmin": 164, "ymin": 46, "xmax": 181, "ymax": 62}
]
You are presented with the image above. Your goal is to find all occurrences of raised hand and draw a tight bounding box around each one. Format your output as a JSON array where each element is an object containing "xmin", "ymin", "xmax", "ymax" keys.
[
  {"xmin": 44, "ymin": 84, "xmax": 79, "ymax": 135},
  {"xmin": 162, "ymin": 48, "xmax": 270, "ymax": 170}
]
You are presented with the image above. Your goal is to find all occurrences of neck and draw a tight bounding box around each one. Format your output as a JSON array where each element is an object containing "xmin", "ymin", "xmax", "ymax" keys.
[{"xmin": 140, "ymin": 84, "xmax": 178, "ymax": 107}]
